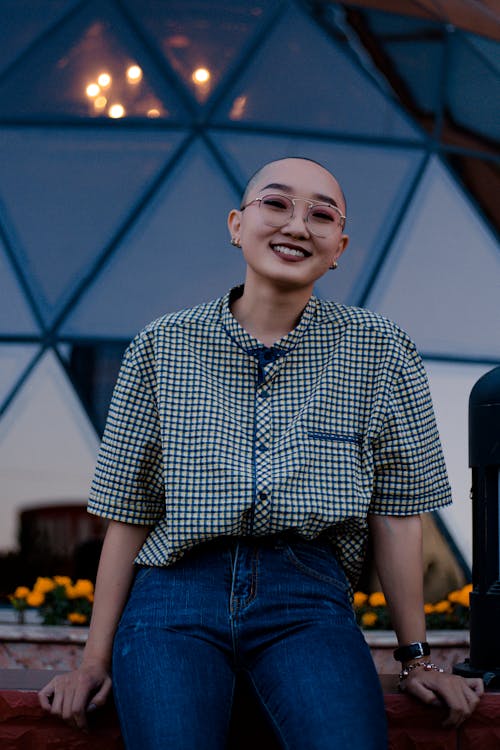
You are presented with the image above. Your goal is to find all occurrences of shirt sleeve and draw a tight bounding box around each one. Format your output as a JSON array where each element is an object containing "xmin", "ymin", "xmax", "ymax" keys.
[
  {"xmin": 369, "ymin": 340, "xmax": 452, "ymax": 515},
  {"xmin": 87, "ymin": 335, "xmax": 165, "ymax": 525}
]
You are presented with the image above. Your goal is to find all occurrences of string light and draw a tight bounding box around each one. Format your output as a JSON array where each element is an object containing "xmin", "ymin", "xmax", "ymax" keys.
[
  {"xmin": 108, "ymin": 104, "xmax": 125, "ymax": 119},
  {"xmin": 147, "ymin": 108, "xmax": 161, "ymax": 118},
  {"xmin": 192, "ymin": 68, "xmax": 210, "ymax": 84},
  {"xmin": 86, "ymin": 83, "xmax": 100, "ymax": 98},
  {"xmin": 126, "ymin": 65, "xmax": 143, "ymax": 83},
  {"xmin": 98, "ymin": 72, "xmax": 112, "ymax": 87},
  {"xmin": 94, "ymin": 96, "xmax": 107, "ymax": 111}
]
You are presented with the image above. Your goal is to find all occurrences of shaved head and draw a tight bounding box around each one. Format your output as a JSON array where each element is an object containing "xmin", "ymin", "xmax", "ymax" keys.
[{"xmin": 241, "ymin": 157, "xmax": 347, "ymax": 218}]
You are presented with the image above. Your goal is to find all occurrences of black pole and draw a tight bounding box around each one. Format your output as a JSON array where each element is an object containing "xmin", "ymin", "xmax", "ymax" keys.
[{"xmin": 454, "ymin": 366, "xmax": 500, "ymax": 684}]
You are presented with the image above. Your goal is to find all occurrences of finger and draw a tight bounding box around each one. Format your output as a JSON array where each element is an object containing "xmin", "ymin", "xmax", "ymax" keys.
[
  {"xmin": 463, "ymin": 685, "xmax": 481, "ymax": 712},
  {"xmin": 88, "ymin": 676, "xmax": 112, "ymax": 709},
  {"xmin": 49, "ymin": 683, "xmax": 64, "ymax": 717},
  {"xmin": 38, "ymin": 684, "xmax": 55, "ymax": 711},
  {"xmin": 61, "ymin": 681, "xmax": 77, "ymax": 722},
  {"xmin": 466, "ymin": 678, "xmax": 485, "ymax": 696}
]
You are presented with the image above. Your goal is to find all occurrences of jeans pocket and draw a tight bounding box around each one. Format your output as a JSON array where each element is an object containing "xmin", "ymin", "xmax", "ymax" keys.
[{"xmin": 284, "ymin": 541, "xmax": 348, "ymax": 592}]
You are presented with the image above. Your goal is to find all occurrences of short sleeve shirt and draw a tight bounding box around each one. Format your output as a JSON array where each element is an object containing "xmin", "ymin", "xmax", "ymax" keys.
[{"xmin": 88, "ymin": 286, "xmax": 452, "ymax": 588}]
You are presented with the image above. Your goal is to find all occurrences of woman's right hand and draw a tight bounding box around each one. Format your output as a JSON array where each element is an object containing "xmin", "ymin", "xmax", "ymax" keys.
[{"xmin": 38, "ymin": 663, "xmax": 112, "ymax": 731}]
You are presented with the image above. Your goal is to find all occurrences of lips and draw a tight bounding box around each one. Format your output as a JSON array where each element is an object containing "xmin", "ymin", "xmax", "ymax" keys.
[{"xmin": 270, "ymin": 243, "xmax": 311, "ymax": 261}]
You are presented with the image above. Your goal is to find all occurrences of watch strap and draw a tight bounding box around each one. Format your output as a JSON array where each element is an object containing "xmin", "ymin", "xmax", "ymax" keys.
[{"xmin": 393, "ymin": 641, "xmax": 430, "ymax": 663}]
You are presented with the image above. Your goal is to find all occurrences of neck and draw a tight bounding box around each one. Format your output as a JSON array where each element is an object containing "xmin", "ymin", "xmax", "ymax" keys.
[{"xmin": 231, "ymin": 274, "xmax": 313, "ymax": 347}]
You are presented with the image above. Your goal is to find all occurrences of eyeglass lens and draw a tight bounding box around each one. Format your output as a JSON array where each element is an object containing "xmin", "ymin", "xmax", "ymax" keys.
[{"xmin": 259, "ymin": 194, "xmax": 341, "ymax": 236}]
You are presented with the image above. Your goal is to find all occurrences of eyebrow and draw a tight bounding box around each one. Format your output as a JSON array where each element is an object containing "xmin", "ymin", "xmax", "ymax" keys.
[{"xmin": 259, "ymin": 182, "xmax": 340, "ymax": 209}]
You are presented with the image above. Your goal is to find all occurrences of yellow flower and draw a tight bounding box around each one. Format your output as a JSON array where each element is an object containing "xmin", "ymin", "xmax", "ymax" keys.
[
  {"xmin": 368, "ymin": 592, "xmax": 386, "ymax": 608},
  {"xmin": 361, "ymin": 612, "xmax": 378, "ymax": 627},
  {"xmin": 424, "ymin": 603, "xmax": 434, "ymax": 614},
  {"xmin": 67, "ymin": 612, "xmax": 88, "ymax": 625},
  {"xmin": 33, "ymin": 577, "xmax": 56, "ymax": 594},
  {"xmin": 353, "ymin": 591, "xmax": 368, "ymax": 609},
  {"xmin": 457, "ymin": 584, "xmax": 473, "ymax": 608},
  {"xmin": 67, "ymin": 579, "xmax": 94, "ymax": 599},
  {"xmin": 433, "ymin": 600, "xmax": 452, "ymax": 614},
  {"xmin": 13, "ymin": 586, "xmax": 30, "ymax": 599},
  {"xmin": 26, "ymin": 590, "xmax": 45, "ymax": 607},
  {"xmin": 53, "ymin": 576, "xmax": 72, "ymax": 588}
]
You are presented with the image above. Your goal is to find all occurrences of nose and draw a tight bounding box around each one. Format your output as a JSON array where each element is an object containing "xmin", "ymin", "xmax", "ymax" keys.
[{"xmin": 282, "ymin": 204, "xmax": 310, "ymax": 238}]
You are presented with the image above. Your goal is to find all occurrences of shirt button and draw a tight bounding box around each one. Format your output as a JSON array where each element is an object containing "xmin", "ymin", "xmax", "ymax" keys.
[
  {"xmin": 262, "ymin": 350, "xmax": 274, "ymax": 362},
  {"xmin": 257, "ymin": 443, "xmax": 268, "ymax": 452},
  {"xmin": 258, "ymin": 390, "xmax": 270, "ymax": 398},
  {"xmin": 258, "ymin": 491, "xmax": 268, "ymax": 501}
]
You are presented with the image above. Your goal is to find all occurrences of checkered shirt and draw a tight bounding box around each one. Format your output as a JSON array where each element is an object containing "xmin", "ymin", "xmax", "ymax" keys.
[{"xmin": 88, "ymin": 285, "xmax": 452, "ymax": 589}]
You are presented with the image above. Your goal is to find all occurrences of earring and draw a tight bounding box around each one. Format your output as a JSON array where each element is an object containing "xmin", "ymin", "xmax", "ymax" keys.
[
  {"xmin": 329, "ymin": 261, "xmax": 338, "ymax": 270},
  {"xmin": 231, "ymin": 238, "xmax": 241, "ymax": 248}
]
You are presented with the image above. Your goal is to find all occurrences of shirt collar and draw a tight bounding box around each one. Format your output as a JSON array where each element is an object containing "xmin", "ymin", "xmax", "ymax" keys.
[{"xmin": 220, "ymin": 284, "xmax": 319, "ymax": 356}]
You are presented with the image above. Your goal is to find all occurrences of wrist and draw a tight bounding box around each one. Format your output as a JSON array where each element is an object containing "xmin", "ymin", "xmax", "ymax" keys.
[
  {"xmin": 399, "ymin": 661, "xmax": 445, "ymax": 683},
  {"xmin": 393, "ymin": 640, "xmax": 430, "ymax": 664}
]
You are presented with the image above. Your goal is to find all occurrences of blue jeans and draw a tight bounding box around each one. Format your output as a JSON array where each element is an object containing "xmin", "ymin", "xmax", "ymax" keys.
[{"xmin": 112, "ymin": 535, "xmax": 388, "ymax": 749}]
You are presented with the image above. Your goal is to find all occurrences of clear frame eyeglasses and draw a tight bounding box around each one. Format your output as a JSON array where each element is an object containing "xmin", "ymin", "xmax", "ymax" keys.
[{"xmin": 240, "ymin": 193, "xmax": 346, "ymax": 238}]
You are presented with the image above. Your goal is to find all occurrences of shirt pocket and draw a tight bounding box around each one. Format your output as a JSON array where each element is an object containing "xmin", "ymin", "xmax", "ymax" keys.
[
  {"xmin": 306, "ymin": 430, "xmax": 362, "ymax": 446},
  {"xmin": 298, "ymin": 420, "xmax": 371, "ymax": 516}
]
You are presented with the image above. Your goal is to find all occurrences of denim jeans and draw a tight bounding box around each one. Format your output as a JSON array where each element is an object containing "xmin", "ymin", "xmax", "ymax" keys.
[{"xmin": 112, "ymin": 535, "xmax": 388, "ymax": 749}]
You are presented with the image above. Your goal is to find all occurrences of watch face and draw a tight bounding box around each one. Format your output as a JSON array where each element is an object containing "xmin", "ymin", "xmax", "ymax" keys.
[{"xmin": 394, "ymin": 642, "xmax": 430, "ymax": 662}]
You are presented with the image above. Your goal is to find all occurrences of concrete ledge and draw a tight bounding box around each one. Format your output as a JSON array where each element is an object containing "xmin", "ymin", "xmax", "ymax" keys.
[{"xmin": 0, "ymin": 625, "xmax": 471, "ymax": 674}]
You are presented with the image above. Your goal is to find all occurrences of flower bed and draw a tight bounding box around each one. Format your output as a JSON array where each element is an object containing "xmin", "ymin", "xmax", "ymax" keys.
[
  {"xmin": 9, "ymin": 577, "xmax": 472, "ymax": 632},
  {"xmin": 9, "ymin": 576, "xmax": 94, "ymax": 626},
  {"xmin": 353, "ymin": 584, "xmax": 472, "ymax": 630}
]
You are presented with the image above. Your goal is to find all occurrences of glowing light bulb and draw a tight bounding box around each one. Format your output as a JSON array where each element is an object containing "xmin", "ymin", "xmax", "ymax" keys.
[
  {"xmin": 108, "ymin": 103, "xmax": 125, "ymax": 119},
  {"xmin": 98, "ymin": 72, "xmax": 112, "ymax": 87},
  {"xmin": 192, "ymin": 67, "xmax": 210, "ymax": 84},
  {"xmin": 147, "ymin": 108, "xmax": 161, "ymax": 118},
  {"xmin": 126, "ymin": 65, "xmax": 143, "ymax": 83},
  {"xmin": 86, "ymin": 83, "xmax": 100, "ymax": 98}
]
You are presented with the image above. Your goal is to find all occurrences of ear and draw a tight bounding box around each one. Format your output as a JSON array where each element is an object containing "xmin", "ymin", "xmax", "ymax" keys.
[
  {"xmin": 333, "ymin": 233, "xmax": 349, "ymax": 262},
  {"xmin": 227, "ymin": 209, "xmax": 242, "ymax": 242}
]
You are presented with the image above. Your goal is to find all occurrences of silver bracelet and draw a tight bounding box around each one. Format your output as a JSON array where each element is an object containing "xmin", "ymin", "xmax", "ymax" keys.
[{"xmin": 399, "ymin": 661, "xmax": 445, "ymax": 682}]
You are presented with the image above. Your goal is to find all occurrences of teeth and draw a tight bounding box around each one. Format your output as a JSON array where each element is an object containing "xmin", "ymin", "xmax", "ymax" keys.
[{"xmin": 273, "ymin": 245, "xmax": 306, "ymax": 258}]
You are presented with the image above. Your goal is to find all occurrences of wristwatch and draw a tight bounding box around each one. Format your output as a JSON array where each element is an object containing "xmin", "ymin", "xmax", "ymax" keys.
[{"xmin": 393, "ymin": 641, "xmax": 430, "ymax": 663}]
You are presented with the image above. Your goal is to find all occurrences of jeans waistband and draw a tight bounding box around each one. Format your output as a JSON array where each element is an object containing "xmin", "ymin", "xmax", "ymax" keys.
[{"xmin": 184, "ymin": 530, "xmax": 333, "ymax": 557}]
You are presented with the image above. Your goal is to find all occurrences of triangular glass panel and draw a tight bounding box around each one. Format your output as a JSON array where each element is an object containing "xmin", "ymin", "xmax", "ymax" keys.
[
  {"xmin": 0, "ymin": 0, "xmax": 80, "ymax": 77},
  {"xmin": 122, "ymin": 0, "xmax": 282, "ymax": 107},
  {"xmin": 366, "ymin": 157, "xmax": 500, "ymax": 359},
  {"xmin": 425, "ymin": 360, "xmax": 495, "ymax": 569},
  {"xmin": 0, "ymin": 127, "xmax": 187, "ymax": 326},
  {"xmin": 211, "ymin": 130, "xmax": 425, "ymax": 304},
  {"xmin": 447, "ymin": 34, "xmax": 500, "ymax": 142},
  {"xmin": 0, "ymin": 0, "xmax": 186, "ymax": 121},
  {"xmin": 0, "ymin": 344, "xmax": 39, "ymax": 410},
  {"xmin": 62, "ymin": 139, "xmax": 245, "ymax": 338},
  {"xmin": 467, "ymin": 34, "xmax": 500, "ymax": 77},
  {"xmin": 0, "ymin": 349, "xmax": 99, "ymax": 550},
  {"xmin": 212, "ymin": 5, "xmax": 420, "ymax": 139},
  {"xmin": 0, "ymin": 236, "xmax": 40, "ymax": 335}
]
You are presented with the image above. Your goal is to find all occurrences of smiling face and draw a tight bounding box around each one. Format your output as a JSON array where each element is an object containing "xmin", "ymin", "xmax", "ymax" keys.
[{"xmin": 228, "ymin": 158, "xmax": 349, "ymax": 296}]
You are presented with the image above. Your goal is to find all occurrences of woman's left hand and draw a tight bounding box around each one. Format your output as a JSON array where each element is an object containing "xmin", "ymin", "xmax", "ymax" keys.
[{"xmin": 400, "ymin": 667, "xmax": 484, "ymax": 728}]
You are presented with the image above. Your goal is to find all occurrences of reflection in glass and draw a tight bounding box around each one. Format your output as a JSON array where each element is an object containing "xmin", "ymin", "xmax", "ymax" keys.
[
  {"xmin": 85, "ymin": 82, "xmax": 100, "ymax": 97},
  {"xmin": 0, "ymin": 6, "xmax": 179, "ymax": 120},
  {"xmin": 108, "ymin": 103, "xmax": 125, "ymax": 119},
  {"xmin": 126, "ymin": 64, "xmax": 143, "ymax": 83},
  {"xmin": 122, "ymin": 0, "xmax": 277, "ymax": 105},
  {"xmin": 67, "ymin": 342, "xmax": 128, "ymax": 435},
  {"xmin": 97, "ymin": 72, "xmax": 112, "ymax": 87}
]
